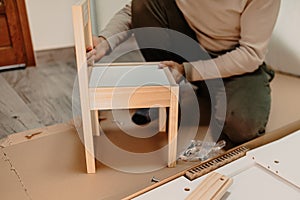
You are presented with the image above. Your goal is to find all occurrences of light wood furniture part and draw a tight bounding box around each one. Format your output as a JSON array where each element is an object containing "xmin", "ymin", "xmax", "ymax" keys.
[
  {"xmin": 185, "ymin": 172, "xmax": 233, "ymax": 200},
  {"xmin": 72, "ymin": 0, "xmax": 179, "ymax": 173}
]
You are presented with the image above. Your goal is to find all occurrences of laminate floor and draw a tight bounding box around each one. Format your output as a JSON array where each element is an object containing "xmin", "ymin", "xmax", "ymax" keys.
[
  {"xmin": 1, "ymin": 45, "xmax": 300, "ymax": 143},
  {"xmin": 0, "ymin": 48, "xmax": 77, "ymax": 139}
]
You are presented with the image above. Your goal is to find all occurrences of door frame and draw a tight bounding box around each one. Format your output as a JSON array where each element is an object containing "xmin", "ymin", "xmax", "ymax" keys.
[{"xmin": 16, "ymin": 0, "xmax": 35, "ymax": 66}]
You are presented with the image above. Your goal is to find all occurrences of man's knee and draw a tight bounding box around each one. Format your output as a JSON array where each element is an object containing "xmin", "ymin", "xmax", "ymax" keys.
[{"xmin": 222, "ymin": 114, "xmax": 267, "ymax": 144}]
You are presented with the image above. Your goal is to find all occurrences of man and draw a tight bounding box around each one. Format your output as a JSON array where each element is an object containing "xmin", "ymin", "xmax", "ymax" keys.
[{"xmin": 89, "ymin": 0, "xmax": 281, "ymax": 144}]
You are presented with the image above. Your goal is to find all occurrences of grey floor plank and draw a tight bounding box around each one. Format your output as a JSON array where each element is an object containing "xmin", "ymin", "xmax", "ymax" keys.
[
  {"xmin": 27, "ymin": 95, "xmax": 73, "ymax": 126},
  {"xmin": 0, "ymin": 75, "xmax": 42, "ymax": 138},
  {"xmin": 0, "ymin": 48, "xmax": 77, "ymax": 137},
  {"xmin": 2, "ymin": 64, "xmax": 75, "ymax": 104}
]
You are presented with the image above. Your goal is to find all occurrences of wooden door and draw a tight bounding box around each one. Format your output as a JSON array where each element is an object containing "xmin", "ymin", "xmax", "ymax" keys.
[{"xmin": 0, "ymin": 0, "xmax": 35, "ymax": 68}]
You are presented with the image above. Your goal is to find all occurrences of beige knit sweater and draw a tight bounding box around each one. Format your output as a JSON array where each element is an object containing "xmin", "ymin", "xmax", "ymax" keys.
[{"xmin": 99, "ymin": 0, "xmax": 281, "ymax": 80}]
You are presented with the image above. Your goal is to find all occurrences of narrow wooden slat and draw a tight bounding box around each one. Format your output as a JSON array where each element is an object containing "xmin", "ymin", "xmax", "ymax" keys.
[
  {"xmin": 72, "ymin": 1, "xmax": 95, "ymax": 173},
  {"xmin": 185, "ymin": 172, "xmax": 233, "ymax": 200},
  {"xmin": 91, "ymin": 110, "xmax": 100, "ymax": 136},
  {"xmin": 168, "ymin": 86, "xmax": 179, "ymax": 167},
  {"xmin": 159, "ymin": 107, "xmax": 166, "ymax": 132}
]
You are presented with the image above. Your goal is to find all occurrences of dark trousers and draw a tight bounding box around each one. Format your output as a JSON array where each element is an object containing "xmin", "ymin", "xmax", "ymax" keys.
[{"xmin": 131, "ymin": 0, "xmax": 273, "ymax": 143}]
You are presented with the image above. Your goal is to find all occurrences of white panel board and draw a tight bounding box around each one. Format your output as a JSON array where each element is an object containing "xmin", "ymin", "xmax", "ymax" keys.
[
  {"xmin": 89, "ymin": 65, "xmax": 170, "ymax": 87},
  {"xmin": 247, "ymin": 130, "xmax": 300, "ymax": 188},
  {"xmin": 134, "ymin": 130, "xmax": 300, "ymax": 199}
]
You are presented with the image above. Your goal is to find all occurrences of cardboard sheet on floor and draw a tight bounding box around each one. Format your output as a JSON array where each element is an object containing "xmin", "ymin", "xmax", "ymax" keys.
[
  {"xmin": 0, "ymin": 122, "xmax": 200, "ymax": 200},
  {"xmin": 0, "ymin": 148, "xmax": 29, "ymax": 199}
]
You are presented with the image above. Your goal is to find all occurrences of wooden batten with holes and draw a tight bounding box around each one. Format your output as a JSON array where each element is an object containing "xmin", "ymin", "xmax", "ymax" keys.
[{"xmin": 185, "ymin": 172, "xmax": 233, "ymax": 200}]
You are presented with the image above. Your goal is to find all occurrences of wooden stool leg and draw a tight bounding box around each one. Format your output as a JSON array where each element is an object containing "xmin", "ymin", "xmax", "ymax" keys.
[
  {"xmin": 82, "ymin": 110, "xmax": 96, "ymax": 173},
  {"xmin": 168, "ymin": 86, "xmax": 179, "ymax": 167},
  {"xmin": 91, "ymin": 110, "xmax": 100, "ymax": 136},
  {"xmin": 159, "ymin": 107, "xmax": 166, "ymax": 132},
  {"xmin": 85, "ymin": 147, "xmax": 96, "ymax": 173}
]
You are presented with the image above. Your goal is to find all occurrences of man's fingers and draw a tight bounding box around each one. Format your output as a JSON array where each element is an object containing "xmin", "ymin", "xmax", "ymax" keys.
[
  {"xmin": 87, "ymin": 55, "xmax": 95, "ymax": 66},
  {"xmin": 160, "ymin": 61, "xmax": 174, "ymax": 66},
  {"xmin": 159, "ymin": 61, "xmax": 174, "ymax": 69},
  {"xmin": 86, "ymin": 49, "xmax": 96, "ymax": 59},
  {"xmin": 86, "ymin": 46, "xmax": 93, "ymax": 53}
]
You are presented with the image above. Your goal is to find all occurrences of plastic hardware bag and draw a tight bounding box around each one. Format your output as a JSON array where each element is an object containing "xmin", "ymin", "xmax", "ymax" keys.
[{"xmin": 179, "ymin": 140, "xmax": 226, "ymax": 162}]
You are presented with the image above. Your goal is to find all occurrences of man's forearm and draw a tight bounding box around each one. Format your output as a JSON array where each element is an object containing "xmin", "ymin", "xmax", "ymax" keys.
[{"xmin": 98, "ymin": 3, "xmax": 132, "ymax": 50}]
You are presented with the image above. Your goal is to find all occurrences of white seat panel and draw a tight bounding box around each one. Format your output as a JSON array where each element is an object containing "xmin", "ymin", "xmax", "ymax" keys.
[{"xmin": 89, "ymin": 65, "xmax": 171, "ymax": 88}]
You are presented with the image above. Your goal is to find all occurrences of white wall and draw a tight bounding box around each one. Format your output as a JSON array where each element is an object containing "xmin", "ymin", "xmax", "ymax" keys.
[
  {"xmin": 25, "ymin": 0, "xmax": 300, "ymax": 76},
  {"xmin": 94, "ymin": 0, "xmax": 129, "ymax": 34},
  {"xmin": 25, "ymin": 0, "xmax": 127, "ymax": 51},
  {"xmin": 25, "ymin": 0, "xmax": 78, "ymax": 51},
  {"xmin": 266, "ymin": 1, "xmax": 300, "ymax": 76}
]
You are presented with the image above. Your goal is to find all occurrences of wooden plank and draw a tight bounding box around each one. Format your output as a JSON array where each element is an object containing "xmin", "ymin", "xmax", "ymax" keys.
[
  {"xmin": 168, "ymin": 86, "xmax": 179, "ymax": 168},
  {"xmin": 159, "ymin": 107, "xmax": 166, "ymax": 132},
  {"xmin": 89, "ymin": 86, "xmax": 171, "ymax": 110},
  {"xmin": 91, "ymin": 110, "xmax": 100, "ymax": 136},
  {"xmin": 72, "ymin": 0, "xmax": 95, "ymax": 173},
  {"xmin": 0, "ymin": 75, "xmax": 42, "ymax": 138},
  {"xmin": 185, "ymin": 172, "xmax": 233, "ymax": 200}
]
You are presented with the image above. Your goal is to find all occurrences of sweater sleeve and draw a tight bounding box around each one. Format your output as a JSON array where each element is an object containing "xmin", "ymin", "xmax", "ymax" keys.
[
  {"xmin": 98, "ymin": 3, "xmax": 132, "ymax": 50},
  {"xmin": 184, "ymin": 0, "xmax": 281, "ymax": 81}
]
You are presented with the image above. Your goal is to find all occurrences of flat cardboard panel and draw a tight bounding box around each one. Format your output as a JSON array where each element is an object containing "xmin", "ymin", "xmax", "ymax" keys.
[
  {"xmin": 267, "ymin": 73, "xmax": 300, "ymax": 132},
  {"xmin": 0, "ymin": 122, "xmax": 197, "ymax": 200},
  {"xmin": 0, "ymin": 149, "xmax": 30, "ymax": 200}
]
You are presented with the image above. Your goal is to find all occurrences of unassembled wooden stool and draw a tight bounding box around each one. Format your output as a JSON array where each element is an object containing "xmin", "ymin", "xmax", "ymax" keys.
[{"xmin": 72, "ymin": 0, "xmax": 179, "ymax": 173}]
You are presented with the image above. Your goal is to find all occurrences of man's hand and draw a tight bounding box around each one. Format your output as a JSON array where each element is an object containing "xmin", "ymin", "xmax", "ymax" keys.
[
  {"xmin": 86, "ymin": 36, "xmax": 110, "ymax": 65},
  {"xmin": 159, "ymin": 61, "xmax": 185, "ymax": 83}
]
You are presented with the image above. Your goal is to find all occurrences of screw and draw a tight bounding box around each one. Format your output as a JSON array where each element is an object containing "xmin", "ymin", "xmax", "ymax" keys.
[{"xmin": 151, "ymin": 176, "xmax": 160, "ymax": 183}]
